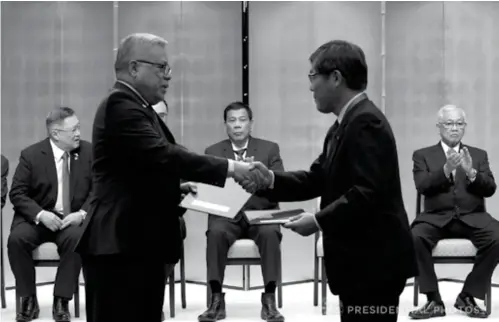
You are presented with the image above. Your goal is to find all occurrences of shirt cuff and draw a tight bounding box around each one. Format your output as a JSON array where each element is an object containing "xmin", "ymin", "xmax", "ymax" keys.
[
  {"xmin": 269, "ymin": 170, "xmax": 275, "ymax": 189},
  {"xmin": 312, "ymin": 214, "xmax": 322, "ymax": 230},
  {"xmin": 227, "ymin": 159, "xmax": 234, "ymax": 177},
  {"xmin": 79, "ymin": 209, "xmax": 87, "ymax": 220},
  {"xmin": 35, "ymin": 210, "xmax": 43, "ymax": 225}
]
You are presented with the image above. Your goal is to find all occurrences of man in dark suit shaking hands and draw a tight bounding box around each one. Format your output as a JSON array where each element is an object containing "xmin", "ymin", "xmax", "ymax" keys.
[
  {"xmin": 8, "ymin": 107, "xmax": 92, "ymax": 322},
  {"xmin": 241, "ymin": 40, "xmax": 418, "ymax": 322},
  {"xmin": 75, "ymin": 33, "xmax": 258, "ymax": 322}
]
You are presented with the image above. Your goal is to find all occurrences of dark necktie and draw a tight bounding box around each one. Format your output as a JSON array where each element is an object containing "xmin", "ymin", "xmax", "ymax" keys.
[
  {"xmin": 62, "ymin": 152, "xmax": 71, "ymax": 216},
  {"xmin": 325, "ymin": 121, "xmax": 340, "ymax": 157},
  {"xmin": 234, "ymin": 148, "xmax": 247, "ymax": 161}
]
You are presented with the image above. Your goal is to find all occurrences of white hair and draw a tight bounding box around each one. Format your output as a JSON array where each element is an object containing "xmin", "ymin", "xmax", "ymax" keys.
[
  {"xmin": 114, "ymin": 33, "xmax": 168, "ymax": 73},
  {"xmin": 437, "ymin": 104, "xmax": 466, "ymax": 123}
]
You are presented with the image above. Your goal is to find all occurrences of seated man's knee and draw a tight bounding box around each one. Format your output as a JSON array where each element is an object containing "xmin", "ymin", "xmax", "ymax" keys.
[
  {"xmin": 7, "ymin": 227, "xmax": 30, "ymax": 251},
  {"xmin": 206, "ymin": 228, "xmax": 230, "ymax": 243},
  {"xmin": 257, "ymin": 225, "xmax": 282, "ymax": 243}
]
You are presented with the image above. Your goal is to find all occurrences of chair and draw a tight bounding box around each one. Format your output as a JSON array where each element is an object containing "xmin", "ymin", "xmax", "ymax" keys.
[
  {"xmin": 413, "ymin": 193, "xmax": 493, "ymax": 315},
  {"xmin": 206, "ymin": 239, "xmax": 283, "ymax": 308},
  {"xmin": 313, "ymin": 231, "xmax": 327, "ymax": 315},
  {"xmin": 15, "ymin": 242, "xmax": 80, "ymax": 317},
  {"xmin": 166, "ymin": 243, "xmax": 187, "ymax": 318}
]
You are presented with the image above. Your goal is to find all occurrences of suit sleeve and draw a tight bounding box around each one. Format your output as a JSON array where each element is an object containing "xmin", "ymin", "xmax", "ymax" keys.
[
  {"xmin": 108, "ymin": 96, "xmax": 228, "ymax": 187},
  {"xmin": 261, "ymin": 154, "xmax": 324, "ymax": 202},
  {"xmin": 1, "ymin": 155, "xmax": 9, "ymax": 209},
  {"xmin": 466, "ymin": 151, "xmax": 496, "ymax": 197},
  {"xmin": 268, "ymin": 143, "xmax": 284, "ymax": 172},
  {"xmin": 314, "ymin": 115, "xmax": 390, "ymax": 228},
  {"xmin": 412, "ymin": 150, "xmax": 452, "ymax": 196},
  {"xmin": 80, "ymin": 145, "xmax": 93, "ymax": 213},
  {"xmin": 9, "ymin": 152, "xmax": 44, "ymax": 222}
]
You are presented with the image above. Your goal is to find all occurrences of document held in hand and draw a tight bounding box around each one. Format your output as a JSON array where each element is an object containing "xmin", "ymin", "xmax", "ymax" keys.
[
  {"xmin": 179, "ymin": 178, "xmax": 252, "ymax": 219},
  {"xmin": 245, "ymin": 209, "xmax": 305, "ymax": 225}
]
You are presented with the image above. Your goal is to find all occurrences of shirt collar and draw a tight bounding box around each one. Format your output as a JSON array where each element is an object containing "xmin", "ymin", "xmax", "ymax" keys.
[
  {"xmin": 337, "ymin": 92, "xmax": 365, "ymax": 124},
  {"xmin": 231, "ymin": 139, "xmax": 249, "ymax": 152},
  {"xmin": 116, "ymin": 80, "xmax": 150, "ymax": 108},
  {"xmin": 50, "ymin": 139, "xmax": 66, "ymax": 161},
  {"xmin": 440, "ymin": 140, "xmax": 460, "ymax": 154}
]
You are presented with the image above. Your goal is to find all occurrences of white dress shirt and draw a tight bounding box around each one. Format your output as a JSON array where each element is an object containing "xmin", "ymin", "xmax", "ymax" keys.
[
  {"xmin": 35, "ymin": 140, "xmax": 69, "ymax": 223},
  {"xmin": 231, "ymin": 140, "xmax": 249, "ymax": 160}
]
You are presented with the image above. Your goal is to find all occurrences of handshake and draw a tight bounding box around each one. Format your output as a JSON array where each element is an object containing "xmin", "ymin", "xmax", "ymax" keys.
[{"xmin": 230, "ymin": 157, "xmax": 273, "ymax": 194}]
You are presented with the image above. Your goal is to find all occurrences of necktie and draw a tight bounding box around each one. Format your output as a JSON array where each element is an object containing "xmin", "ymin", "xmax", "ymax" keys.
[
  {"xmin": 325, "ymin": 121, "xmax": 340, "ymax": 157},
  {"xmin": 62, "ymin": 152, "xmax": 71, "ymax": 216},
  {"xmin": 234, "ymin": 148, "xmax": 247, "ymax": 161}
]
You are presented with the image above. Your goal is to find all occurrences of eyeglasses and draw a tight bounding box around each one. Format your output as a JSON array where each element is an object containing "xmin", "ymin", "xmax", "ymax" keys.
[
  {"xmin": 135, "ymin": 59, "xmax": 172, "ymax": 76},
  {"xmin": 440, "ymin": 121, "xmax": 466, "ymax": 129},
  {"xmin": 308, "ymin": 72, "xmax": 320, "ymax": 82},
  {"xmin": 55, "ymin": 125, "xmax": 80, "ymax": 134}
]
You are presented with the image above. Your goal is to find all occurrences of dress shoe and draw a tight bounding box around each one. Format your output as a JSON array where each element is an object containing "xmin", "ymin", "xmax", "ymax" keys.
[
  {"xmin": 454, "ymin": 293, "xmax": 489, "ymax": 318},
  {"xmin": 261, "ymin": 293, "xmax": 284, "ymax": 322},
  {"xmin": 408, "ymin": 301, "xmax": 446, "ymax": 319},
  {"xmin": 198, "ymin": 293, "xmax": 226, "ymax": 322},
  {"xmin": 16, "ymin": 296, "xmax": 40, "ymax": 322},
  {"xmin": 52, "ymin": 297, "xmax": 71, "ymax": 322}
]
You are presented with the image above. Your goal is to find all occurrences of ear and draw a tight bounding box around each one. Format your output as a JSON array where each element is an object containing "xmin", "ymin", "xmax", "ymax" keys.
[{"xmin": 128, "ymin": 61, "xmax": 139, "ymax": 78}]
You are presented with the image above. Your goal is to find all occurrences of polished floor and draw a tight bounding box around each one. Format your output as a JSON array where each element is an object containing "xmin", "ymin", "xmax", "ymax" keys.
[{"xmin": 1, "ymin": 281, "xmax": 498, "ymax": 321}]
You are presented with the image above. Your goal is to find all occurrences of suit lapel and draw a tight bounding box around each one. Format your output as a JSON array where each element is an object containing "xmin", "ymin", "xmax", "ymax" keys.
[
  {"xmin": 69, "ymin": 149, "xmax": 80, "ymax": 203},
  {"xmin": 246, "ymin": 137, "xmax": 258, "ymax": 160},
  {"xmin": 41, "ymin": 139, "xmax": 58, "ymax": 201},
  {"xmin": 222, "ymin": 140, "xmax": 235, "ymax": 160}
]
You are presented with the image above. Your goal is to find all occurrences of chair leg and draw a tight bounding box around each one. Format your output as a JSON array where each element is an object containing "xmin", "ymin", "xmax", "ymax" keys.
[
  {"xmin": 181, "ymin": 249, "xmax": 186, "ymax": 309},
  {"xmin": 74, "ymin": 280, "xmax": 80, "ymax": 318},
  {"xmin": 413, "ymin": 277, "xmax": 419, "ymax": 307},
  {"xmin": 313, "ymin": 255, "xmax": 318, "ymax": 307},
  {"xmin": 486, "ymin": 279, "xmax": 492, "ymax": 316},
  {"xmin": 321, "ymin": 257, "xmax": 327, "ymax": 315},
  {"xmin": 169, "ymin": 270, "xmax": 175, "ymax": 318},
  {"xmin": 277, "ymin": 254, "xmax": 283, "ymax": 309}
]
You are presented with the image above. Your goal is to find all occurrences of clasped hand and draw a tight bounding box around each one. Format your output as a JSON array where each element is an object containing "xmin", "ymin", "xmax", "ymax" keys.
[
  {"xmin": 232, "ymin": 158, "xmax": 272, "ymax": 193},
  {"xmin": 446, "ymin": 147, "xmax": 473, "ymax": 174}
]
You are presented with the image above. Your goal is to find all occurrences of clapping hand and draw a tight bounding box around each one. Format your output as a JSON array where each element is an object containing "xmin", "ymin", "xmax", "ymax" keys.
[
  {"xmin": 459, "ymin": 147, "xmax": 473, "ymax": 174},
  {"xmin": 283, "ymin": 212, "xmax": 319, "ymax": 236}
]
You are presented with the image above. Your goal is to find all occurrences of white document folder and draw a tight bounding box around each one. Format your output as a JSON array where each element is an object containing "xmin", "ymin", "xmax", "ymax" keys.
[{"xmin": 179, "ymin": 178, "xmax": 252, "ymax": 218}]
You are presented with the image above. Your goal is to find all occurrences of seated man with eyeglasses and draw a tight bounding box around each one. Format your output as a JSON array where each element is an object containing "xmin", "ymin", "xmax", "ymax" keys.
[
  {"xmin": 8, "ymin": 107, "xmax": 92, "ymax": 322},
  {"xmin": 409, "ymin": 105, "xmax": 499, "ymax": 319}
]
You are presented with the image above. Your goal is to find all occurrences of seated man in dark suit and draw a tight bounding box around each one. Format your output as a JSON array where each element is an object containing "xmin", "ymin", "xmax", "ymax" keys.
[
  {"xmin": 153, "ymin": 99, "xmax": 191, "ymax": 321},
  {"xmin": 409, "ymin": 105, "xmax": 499, "ymax": 319},
  {"xmin": 8, "ymin": 107, "xmax": 93, "ymax": 322},
  {"xmin": 198, "ymin": 102, "xmax": 285, "ymax": 322}
]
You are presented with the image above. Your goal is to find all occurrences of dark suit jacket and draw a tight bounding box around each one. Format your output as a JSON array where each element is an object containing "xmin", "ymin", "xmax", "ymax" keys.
[
  {"xmin": 9, "ymin": 138, "xmax": 93, "ymax": 230},
  {"xmin": 412, "ymin": 143, "xmax": 496, "ymax": 229},
  {"xmin": 76, "ymin": 81, "xmax": 229, "ymax": 264},
  {"xmin": 261, "ymin": 96, "xmax": 417, "ymax": 296},
  {"xmin": 205, "ymin": 137, "xmax": 284, "ymax": 224},
  {"xmin": 1, "ymin": 154, "xmax": 8, "ymax": 210}
]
